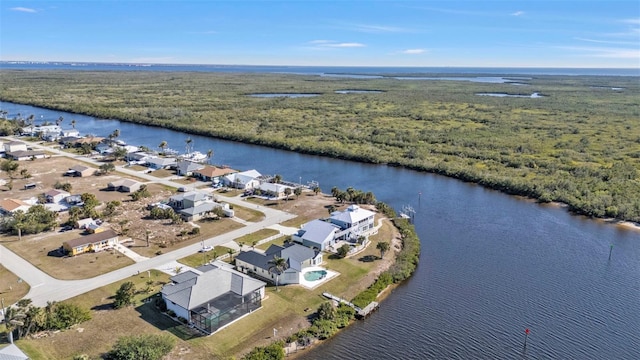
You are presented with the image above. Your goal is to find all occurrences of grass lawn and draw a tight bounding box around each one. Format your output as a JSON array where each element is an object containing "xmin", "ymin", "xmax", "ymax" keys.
[
  {"xmin": 234, "ymin": 228, "xmax": 279, "ymax": 245},
  {"xmin": 150, "ymin": 168, "xmax": 173, "ymax": 178},
  {"xmin": 11, "ymin": 218, "xmax": 398, "ymax": 360},
  {"xmin": 1, "ymin": 232, "xmax": 135, "ymax": 280},
  {"xmin": 255, "ymin": 235, "xmax": 289, "ymax": 251},
  {"xmin": 15, "ymin": 270, "xmax": 181, "ymax": 360},
  {"xmin": 177, "ymin": 245, "xmax": 234, "ymax": 268},
  {"xmin": 0, "ymin": 265, "xmax": 30, "ymax": 305},
  {"xmin": 229, "ymin": 204, "xmax": 265, "ymax": 222},
  {"xmin": 125, "ymin": 164, "xmax": 147, "ymax": 171}
]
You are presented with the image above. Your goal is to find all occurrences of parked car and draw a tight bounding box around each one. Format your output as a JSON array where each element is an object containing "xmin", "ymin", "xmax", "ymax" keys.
[{"xmin": 59, "ymin": 225, "xmax": 73, "ymax": 232}]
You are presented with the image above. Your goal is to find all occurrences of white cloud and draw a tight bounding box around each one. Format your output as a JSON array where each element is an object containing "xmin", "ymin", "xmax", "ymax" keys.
[
  {"xmin": 511, "ymin": 11, "xmax": 525, "ymax": 16},
  {"xmin": 11, "ymin": 7, "xmax": 37, "ymax": 13},
  {"xmin": 402, "ymin": 49, "xmax": 426, "ymax": 54},
  {"xmin": 327, "ymin": 42, "xmax": 365, "ymax": 48},
  {"xmin": 307, "ymin": 40, "xmax": 365, "ymax": 48},
  {"xmin": 353, "ymin": 24, "xmax": 408, "ymax": 33},
  {"xmin": 621, "ymin": 18, "xmax": 640, "ymax": 25},
  {"xmin": 559, "ymin": 45, "xmax": 640, "ymax": 59}
]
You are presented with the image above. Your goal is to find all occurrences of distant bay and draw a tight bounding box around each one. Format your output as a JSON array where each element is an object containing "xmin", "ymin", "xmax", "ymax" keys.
[{"xmin": 1, "ymin": 61, "xmax": 638, "ymax": 77}]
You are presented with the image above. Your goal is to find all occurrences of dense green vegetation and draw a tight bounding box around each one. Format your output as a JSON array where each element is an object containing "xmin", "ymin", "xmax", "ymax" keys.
[
  {"xmin": 107, "ymin": 334, "xmax": 176, "ymax": 360},
  {"xmin": 3, "ymin": 299, "xmax": 91, "ymax": 342},
  {"xmin": 1, "ymin": 70, "xmax": 639, "ymax": 221}
]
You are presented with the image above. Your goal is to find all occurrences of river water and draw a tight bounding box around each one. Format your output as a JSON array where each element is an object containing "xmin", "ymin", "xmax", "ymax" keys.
[{"xmin": 1, "ymin": 101, "xmax": 638, "ymax": 359}]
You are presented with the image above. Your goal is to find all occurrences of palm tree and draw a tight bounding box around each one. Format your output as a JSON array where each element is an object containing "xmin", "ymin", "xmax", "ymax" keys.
[
  {"xmin": 185, "ymin": 137, "xmax": 193, "ymax": 155},
  {"xmin": 268, "ymin": 256, "xmax": 288, "ymax": 291},
  {"xmin": 71, "ymin": 119, "xmax": 76, "ymax": 129},
  {"xmin": 206, "ymin": 149, "xmax": 214, "ymax": 164},
  {"xmin": 158, "ymin": 140, "xmax": 167, "ymax": 154},
  {"xmin": 376, "ymin": 241, "xmax": 390, "ymax": 259}
]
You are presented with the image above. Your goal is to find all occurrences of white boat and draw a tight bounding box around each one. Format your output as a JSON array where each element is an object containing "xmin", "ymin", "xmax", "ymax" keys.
[{"xmin": 180, "ymin": 151, "xmax": 208, "ymax": 162}]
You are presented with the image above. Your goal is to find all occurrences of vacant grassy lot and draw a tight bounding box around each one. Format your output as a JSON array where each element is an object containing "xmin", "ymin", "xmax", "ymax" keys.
[
  {"xmin": 0, "ymin": 265, "xmax": 30, "ymax": 305},
  {"xmin": 124, "ymin": 218, "xmax": 245, "ymax": 258}
]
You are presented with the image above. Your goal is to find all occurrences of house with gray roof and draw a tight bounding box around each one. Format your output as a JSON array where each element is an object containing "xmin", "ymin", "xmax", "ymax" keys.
[
  {"xmin": 176, "ymin": 160, "xmax": 205, "ymax": 176},
  {"xmin": 292, "ymin": 219, "xmax": 341, "ymax": 251},
  {"xmin": 222, "ymin": 169, "xmax": 262, "ymax": 190},
  {"xmin": 160, "ymin": 265, "xmax": 265, "ymax": 334},
  {"xmin": 146, "ymin": 156, "xmax": 177, "ymax": 170},
  {"xmin": 235, "ymin": 243, "xmax": 323, "ymax": 286}
]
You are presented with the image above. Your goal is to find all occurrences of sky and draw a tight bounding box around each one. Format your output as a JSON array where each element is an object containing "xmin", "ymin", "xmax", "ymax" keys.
[{"xmin": 1, "ymin": 1, "xmax": 639, "ymax": 68}]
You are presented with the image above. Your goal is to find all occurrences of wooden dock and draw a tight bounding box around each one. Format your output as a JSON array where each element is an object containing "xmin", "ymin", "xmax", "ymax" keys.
[{"xmin": 322, "ymin": 292, "xmax": 379, "ymax": 318}]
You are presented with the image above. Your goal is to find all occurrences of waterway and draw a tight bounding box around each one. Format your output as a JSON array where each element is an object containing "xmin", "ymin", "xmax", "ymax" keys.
[{"xmin": 1, "ymin": 101, "xmax": 638, "ymax": 359}]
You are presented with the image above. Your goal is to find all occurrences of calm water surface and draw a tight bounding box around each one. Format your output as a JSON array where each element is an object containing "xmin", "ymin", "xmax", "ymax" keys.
[{"xmin": 1, "ymin": 101, "xmax": 638, "ymax": 359}]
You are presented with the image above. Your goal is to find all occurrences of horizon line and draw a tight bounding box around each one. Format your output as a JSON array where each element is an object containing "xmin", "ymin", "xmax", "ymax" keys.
[{"xmin": 1, "ymin": 60, "xmax": 638, "ymax": 70}]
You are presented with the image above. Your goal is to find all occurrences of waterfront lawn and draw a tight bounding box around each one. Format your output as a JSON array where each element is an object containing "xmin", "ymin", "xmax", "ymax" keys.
[
  {"xmin": 1, "ymin": 232, "xmax": 134, "ymax": 280},
  {"xmin": 0, "ymin": 265, "xmax": 30, "ymax": 305},
  {"xmin": 12, "ymin": 222, "xmax": 394, "ymax": 359}
]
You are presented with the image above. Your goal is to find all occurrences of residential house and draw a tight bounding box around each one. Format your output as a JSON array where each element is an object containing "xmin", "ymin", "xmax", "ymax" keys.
[
  {"xmin": 0, "ymin": 343, "xmax": 30, "ymax": 360},
  {"xmin": 256, "ymin": 182, "xmax": 294, "ymax": 199},
  {"xmin": 107, "ymin": 179, "xmax": 143, "ymax": 193},
  {"xmin": 85, "ymin": 222, "xmax": 106, "ymax": 234},
  {"xmin": 125, "ymin": 150, "xmax": 151, "ymax": 163},
  {"xmin": 179, "ymin": 202, "xmax": 233, "ymax": 221},
  {"xmin": 328, "ymin": 205, "xmax": 377, "ymax": 241},
  {"xmin": 21, "ymin": 125, "xmax": 61, "ymax": 138},
  {"xmin": 146, "ymin": 157, "xmax": 177, "ymax": 170},
  {"xmin": 194, "ymin": 166, "xmax": 237, "ymax": 183},
  {"xmin": 169, "ymin": 191, "xmax": 211, "ymax": 210},
  {"xmin": 5, "ymin": 150, "xmax": 47, "ymax": 161},
  {"xmin": 222, "ymin": 169, "xmax": 262, "ymax": 190},
  {"xmin": 61, "ymin": 129, "xmax": 80, "ymax": 138},
  {"xmin": 69, "ymin": 136, "xmax": 104, "ymax": 147},
  {"xmin": 160, "ymin": 264, "xmax": 266, "ymax": 334},
  {"xmin": 0, "ymin": 199, "xmax": 31, "ymax": 215},
  {"xmin": 75, "ymin": 218, "xmax": 94, "ymax": 229},
  {"xmin": 66, "ymin": 165, "xmax": 95, "ymax": 177},
  {"xmin": 176, "ymin": 160, "xmax": 205, "ymax": 176},
  {"xmin": 3, "ymin": 141, "xmax": 28, "ymax": 153},
  {"xmin": 292, "ymin": 219, "xmax": 341, "ymax": 251},
  {"xmin": 95, "ymin": 143, "xmax": 114, "ymax": 155},
  {"xmin": 235, "ymin": 243, "xmax": 323, "ymax": 285},
  {"xmin": 62, "ymin": 229, "xmax": 119, "ymax": 256},
  {"xmin": 44, "ymin": 189, "xmax": 71, "ymax": 203}
]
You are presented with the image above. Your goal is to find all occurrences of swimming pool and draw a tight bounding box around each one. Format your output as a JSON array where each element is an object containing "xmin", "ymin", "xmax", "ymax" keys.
[{"xmin": 304, "ymin": 270, "xmax": 327, "ymax": 281}]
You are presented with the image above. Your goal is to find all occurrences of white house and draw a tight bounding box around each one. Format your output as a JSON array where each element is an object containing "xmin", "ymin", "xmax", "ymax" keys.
[
  {"xmin": 44, "ymin": 189, "xmax": 71, "ymax": 203},
  {"xmin": 3, "ymin": 141, "xmax": 28, "ymax": 153},
  {"xmin": 160, "ymin": 264, "xmax": 266, "ymax": 334},
  {"xmin": 292, "ymin": 219, "xmax": 341, "ymax": 251},
  {"xmin": 329, "ymin": 205, "xmax": 377, "ymax": 241},
  {"xmin": 223, "ymin": 169, "xmax": 262, "ymax": 189}
]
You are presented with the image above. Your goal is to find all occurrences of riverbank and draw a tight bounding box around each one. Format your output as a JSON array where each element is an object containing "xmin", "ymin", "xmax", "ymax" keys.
[{"xmin": 1, "ymin": 70, "xmax": 638, "ymax": 224}]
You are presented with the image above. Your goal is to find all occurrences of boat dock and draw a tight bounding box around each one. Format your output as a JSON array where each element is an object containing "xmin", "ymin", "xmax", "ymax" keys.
[{"xmin": 323, "ymin": 292, "xmax": 379, "ymax": 318}]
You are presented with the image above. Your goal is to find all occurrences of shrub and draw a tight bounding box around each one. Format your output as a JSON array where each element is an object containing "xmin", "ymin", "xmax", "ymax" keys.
[{"xmin": 108, "ymin": 334, "xmax": 176, "ymax": 360}]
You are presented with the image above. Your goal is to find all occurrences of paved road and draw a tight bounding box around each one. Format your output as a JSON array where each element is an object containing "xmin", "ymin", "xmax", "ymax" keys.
[{"xmin": 0, "ymin": 138, "xmax": 297, "ymax": 307}]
